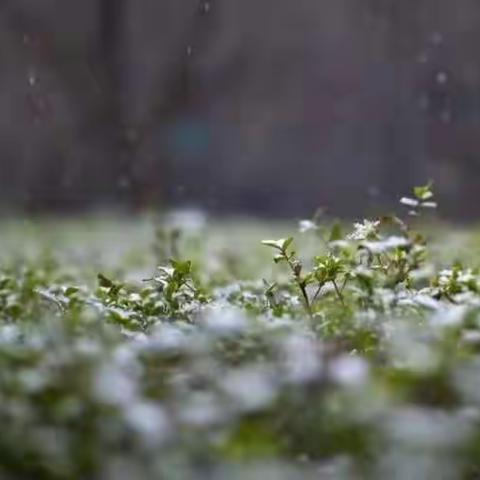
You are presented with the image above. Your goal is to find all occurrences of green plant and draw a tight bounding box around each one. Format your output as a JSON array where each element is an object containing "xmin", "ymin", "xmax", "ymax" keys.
[{"xmin": 0, "ymin": 184, "xmax": 479, "ymax": 479}]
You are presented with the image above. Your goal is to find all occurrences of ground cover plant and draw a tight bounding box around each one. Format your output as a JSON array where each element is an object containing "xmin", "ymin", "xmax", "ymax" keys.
[{"xmin": 1, "ymin": 188, "xmax": 480, "ymax": 479}]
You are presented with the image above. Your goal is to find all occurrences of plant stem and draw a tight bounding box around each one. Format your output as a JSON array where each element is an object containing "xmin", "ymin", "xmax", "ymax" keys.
[
  {"xmin": 312, "ymin": 284, "xmax": 323, "ymax": 303},
  {"xmin": 332, "ymin": 279, "xmax": 345, "ymax": 306},
  {"xmin": 284, "ymin": 250, "xmax": 312, "ymax": 317},
  {"xmin": 298, "ymin": 282, "xmax": 312, "ymax": 316}
]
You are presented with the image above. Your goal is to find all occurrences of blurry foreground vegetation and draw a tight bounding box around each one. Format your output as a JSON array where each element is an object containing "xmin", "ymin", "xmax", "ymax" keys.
[{"xmin": 2, "ymin": 190, "xmax": 480, "ymax": 478}]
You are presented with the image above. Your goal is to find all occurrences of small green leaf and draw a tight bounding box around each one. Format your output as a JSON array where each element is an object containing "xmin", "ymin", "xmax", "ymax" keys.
[
  {"xmin": 261, "ymin": 237, "xmax": 294, "ymax": 251},
  {"xmin": 170, "ymin": 259, "xmax": 192, "ymax": 275},
  {"xmin": 97, "ymin": 273, "xmax": 114, "ymax": 288},
  {"xmin": 65, "ymin": 286, "xmax": 79, "ymax": 297},
  {"xmin": 329, "ymin": 222, "xmax": 343, "ymax": 242},
  {"xmin": 282, "ymin": 237, "xmax": 294, "ymax": 251},
  {"xmin": 414, "ymin": 182, "xmax": 434, "ymax": 201}
]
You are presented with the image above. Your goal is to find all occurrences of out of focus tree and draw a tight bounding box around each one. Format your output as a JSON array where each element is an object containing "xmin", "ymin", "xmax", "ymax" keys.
[{"xmin": 0, "ymin": 1, "xmax": 479, "ymax": 217}]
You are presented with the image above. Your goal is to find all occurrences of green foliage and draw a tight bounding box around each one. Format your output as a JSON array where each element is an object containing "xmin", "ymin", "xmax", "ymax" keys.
[
  {"xmin": 2, "ymin": 185, "xmax": 480, "ymax": 478},
  {"xmin": 400, "ymin": 181, "xmax": 438, "ymax": 215}
]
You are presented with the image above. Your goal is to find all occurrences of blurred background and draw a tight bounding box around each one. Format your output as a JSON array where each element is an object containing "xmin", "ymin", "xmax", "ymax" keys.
[{"xmin": 0, "ymin": 0, "xmax": 479, "ymax": 218}]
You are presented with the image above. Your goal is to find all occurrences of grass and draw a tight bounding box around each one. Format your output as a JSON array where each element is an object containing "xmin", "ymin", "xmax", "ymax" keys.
[{"xmin": 1, "ymin": 188, "xmax": 480, "ymax": 478}]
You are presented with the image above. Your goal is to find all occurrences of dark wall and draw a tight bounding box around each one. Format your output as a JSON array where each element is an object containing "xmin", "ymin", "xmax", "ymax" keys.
[{"xmin": 0, "ymin": 0, "xmax": 479, "ymax": 217}]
